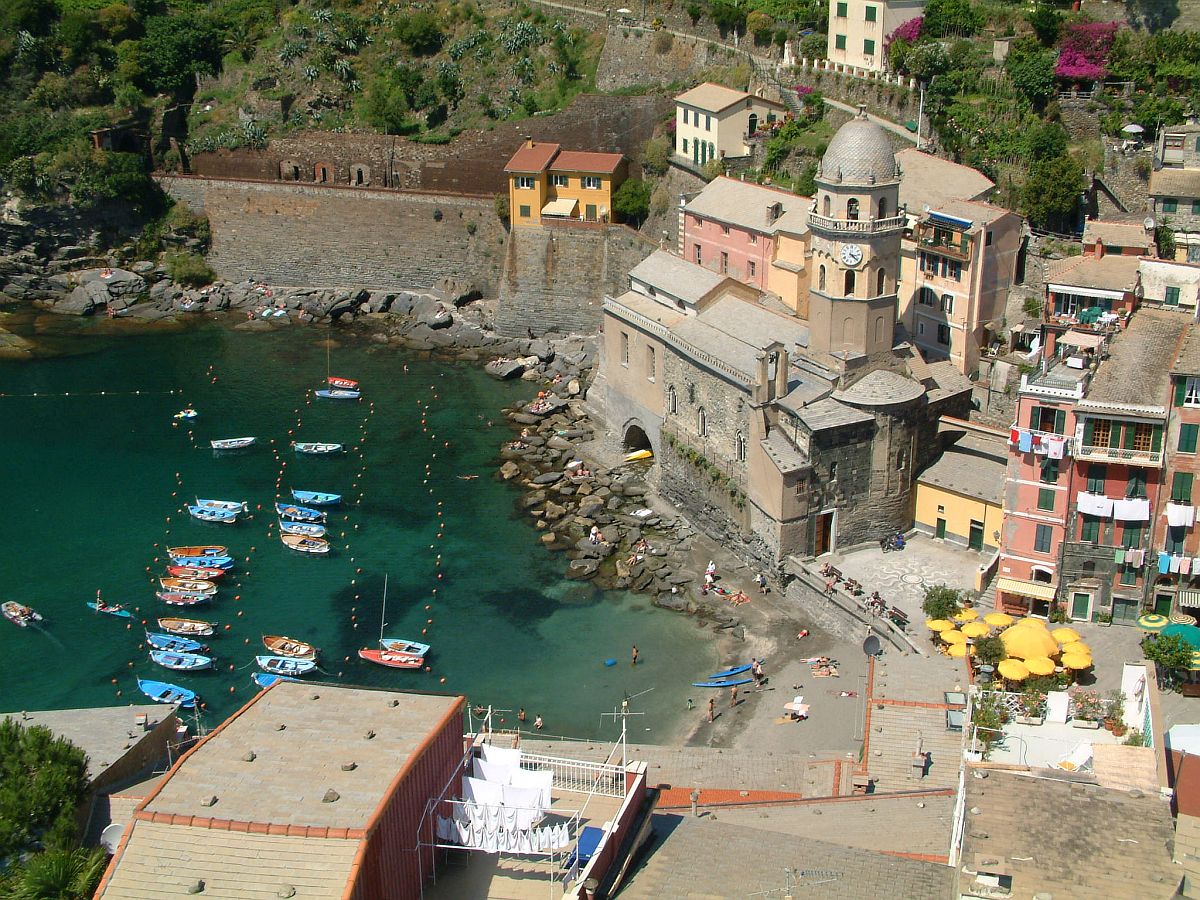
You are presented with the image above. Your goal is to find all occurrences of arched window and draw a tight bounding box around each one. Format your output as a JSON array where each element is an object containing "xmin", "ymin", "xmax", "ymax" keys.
[
  {"xmin": 846, "ymin": 198, "xmax": 859, "ymax": 221},
  {"xmin": 748, "ymin": 113, "xmax": 758, "ymax": 135},
  {"xmin": 875, "ymin": 315, "xmax": 884, "ymax": 343},
  {"xmin": 818, "ymin": 265, "xmax": 826, "ymax": 291},
  {"xmin": 896, "ymin": 448, "xmax": 906, "ymax": 471},
  {"xmin": 666, "ymin": 385, "xmax": 677, "ymax": 415},
  {"xmin": 708, "ymin": 142, "xmax": 715, "ymax": 163},
  {"xmin": 697, "ymin": 407, "xmax": 707, "ymax": 437},
  {"xmin": 823, "ymin": 195, "xmax": 831, "ymax": 217},
  {"xmin": 878, "ymin": 196, "xmax": 887, "ymax": 219},
  {"xmin": 877, "ymin": 268, "xmax": 886, "ymax": 295},
  {"xmin": 735, "ymin": 431, "xmax": 747, "ymax": 462},
  {"xmin": 844, "ymin": 269, "xmax": 855, "ymax": 296}
]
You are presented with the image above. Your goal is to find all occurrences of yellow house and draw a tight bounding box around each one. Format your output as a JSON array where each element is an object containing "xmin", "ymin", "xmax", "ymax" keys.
[
  {"xmin": 504, "ymin": 140, "xmax": 629, "ymax": 227},
  {"xmin": 914, "ymin": 419, "xmax": 1006, "ymax": 555}
]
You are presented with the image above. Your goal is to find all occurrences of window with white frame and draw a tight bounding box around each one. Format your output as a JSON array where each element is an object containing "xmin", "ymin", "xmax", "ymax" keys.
[
  {"xmin": 582, "ymin": 176, "xmax": 602, "ymax": 190},
  {"xmin": 1187, "ymin": 376, "xmax": 1200, "ymax": 406},
  {"xmin": 516, "ymin": 176, "xmax": 535, "ymax": 189},
  {"xmin": 551, "ymin": 174, "xmax": 568, "ymax": 187}
]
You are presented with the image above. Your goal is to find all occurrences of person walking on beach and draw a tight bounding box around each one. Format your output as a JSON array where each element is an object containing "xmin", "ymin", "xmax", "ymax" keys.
[
  {"xmin": 752, "ymin": 659, "xmax": 764, "ymax": 687},
  {"xmin": 756, "ymin": 573, "xmax": 768, "ymax": 593},
  {"xmin": 632, "ymin": 645, "xmax": 639, "ymax": 666},
  {"xmin": 729, "ymin": 684, "xmax": 739, "ymax": 707},
  {"xmin": 707, "ymin": 697, "xmax": 716, "ymax": 723}
]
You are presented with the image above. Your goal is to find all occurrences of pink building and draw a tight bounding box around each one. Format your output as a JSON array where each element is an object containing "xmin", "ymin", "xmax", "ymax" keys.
[{"xmin": 679, "ymin": 177, "xmax": 808, "ymax": 291}]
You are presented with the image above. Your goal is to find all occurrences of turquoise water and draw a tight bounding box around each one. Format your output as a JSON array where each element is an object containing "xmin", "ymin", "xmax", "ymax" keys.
[{"xmin": 0, "ymin": 321, "xmax": 714, "ymax": 739}]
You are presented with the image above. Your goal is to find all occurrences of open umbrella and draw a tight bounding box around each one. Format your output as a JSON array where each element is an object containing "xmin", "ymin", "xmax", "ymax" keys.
[
  {"xmin": 1189, "ymin": 652, "xmax": 1200, "ymax": 672},
  {"xmin": 1059, "ymin": 640, "xmax": 1091, "ymax": 656},
  {"xmin": 1025, "ymin": 656, "xmax": 1056, "ymax": 676},
  {"xmin": 961, "ymin": 621, "xmax": 990, "ymax": 639},
  {"xmin": 926, "ymin": 618, "xmax": 954, "ymax": 632},
  {"xmin": 1163, "ymin": 623, "xmax": 1200, "ymax": 650},
  {"xmin": 1121, "ymin": 123, "xmax": 1145, "ymax": 134},
  {"xmin": 984, "ymin": 612, "xmax": 1014, "ymax": 628},
  {"xmin": 1061, "ymin": 652, "xmax": 1093, "ymax": 670},
  {"xmin": 997, "ymin": 658, "xmax": 1030, "ymax": 681},
  {"xmin": 1000, "ymin": 624, "xmax": 1059, "ymax": 659},
  {"xmin": 1138, "ymin": 613, "xmax": 1169, "ymax": 633},
  {"xmin": 947, "ymin": 642, "xmax": 972, "ymax": 658},
  {"xmin": 954, "ymin": 608, "xmax": 979, "ymax": 622},
  {"xmin": 1012, "ymin": 616, "xmax": 1049, "ymax": 629},
  {"xmin": 941, "ymin": 629, "xmax": 968, "ymax": 644},
  {"xmin": 1051, "ymin": 627, "xmax": 1081, "ymax": 644}
]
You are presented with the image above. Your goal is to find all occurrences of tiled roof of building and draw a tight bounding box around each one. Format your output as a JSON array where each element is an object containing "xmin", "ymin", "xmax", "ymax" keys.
[
  {"xmin": 818, "ymin": 111, "xmax": 898, "ymax": 186},
  {"xmin": 503, "ymin": 140, "xmax": 561, "ymax": 173},
  {"xmin": 790, "ymin": 396, "xmax": 873, "ymax": 431},
  {"xmin": 833, "ymin": 369, "xmax": 925, "ymax": 406},
  {"xmin": 674, "ymin": 82, "xmax": 782, "ymax": 113},
  {"xmin": 918, "ymin": 197, "xmax": 1011, "ymax": 229},
  {"xmin": 957, "ymin": 769, "xmax": 1176, "ymax": 900},
  {"xmin": 761, "ymin": 429, "xmax": 807, "ymax": 473},
  {"xmin": 1150, "ymin": 167, "xmax": 1200, "ymax": 198},
  {"xmin": 1083, "ymin": 219, "xmax": 1153, "ymax": 249},
  {"xmin": 1083, "ymin": 306, "xmax": 1190, "ymax": 410},
  {"xmin": 895, "ymin": 147, "xmax": 994, "ymax": 207},
  {"xmin": 672, "ymin": 293, "xmax": 811, "ymax": 376},
  {"xmin": 918, "ymin": 432, "xmax": 1006, "ymax": 504},
  {"xmin": 2, "ymin": 706, "xmax": 172, "ymax": 782},
  {"xmin": 629, "ymin": 250, "xmax": 726, "ymax": 306},
  {"xmin": 1172, "ymin": 322, "xmax": 1200, "ymax": 376},
  {"xmin": 682, "ymin": 177, "xmax": 809, "ymax": 235},
  {"xmin": 1046, "ymin": 253, "xmax": 1141, "ymax": 292},
  {"xmin": 549, "ymin": 150, "xmax": 625, "ymax": 174}
]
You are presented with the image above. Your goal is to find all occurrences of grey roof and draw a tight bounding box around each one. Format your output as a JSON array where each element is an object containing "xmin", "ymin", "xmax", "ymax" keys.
[
  {"xmin": 2, "ymin": 706, "xmax": 172, "ymax": 782},
  {"xmin": 1083, "ymin": 219, "xmax": 1153, "ymax": 249},
  {"xmin": 761, "ymin": 429, "xmax": 808, "ymax": 474},
  {"xmin": 682, "ymin": 177, "xmax": 808, "ymax": 236},
  {"xmin": 818, "ymin": 111, "xmax": 899, "ymax": 186},
  {"xmin": 1151, "ymin": 167, "xmax": 1200, "ymax": 198},
  {"xmin": 1173, "ymin": 322, "xmax": 1200, "ymax": 375},
  {"xmin": 1083, "ymin": 306, "xmax": 1190, "ymax": 411},
  {"xmin": 919, "ymin": 197, "xmax": 1012, "ymax": 229},
  {"xmin": 895, "ymin": 148, "xmax": 994, "ymax": 206},
  {"xmin": 918, "ymin": 432, "xmax": 1006, "ymax": 504},
  {"xmin": 833, "ymin": 369, "xmax": 925, "ymax": 407},
  {"xmin": 1046, "ymin": 254, "xmax": 1141, "ymax": 292},
  {"xmin": 629, "ymin": 249, "xmax": 725, "ymax": 306},
  {"xmin": 792, "ymin": 396, "xmax": 873, "ymax": 431},
  {"xmin": 923, "ymin": 358, "xmax": 974, "ymax": 402},
  {"xmin": 957, "ymin": 769, "xmax": 1176, "ymax": 900},
  {"xmin": 671, "ymin": 293, "xmax": 811, "ymax": 379}
]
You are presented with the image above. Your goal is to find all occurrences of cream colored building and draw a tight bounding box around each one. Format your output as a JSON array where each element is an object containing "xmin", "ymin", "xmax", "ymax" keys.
[
  {"xmin": 827, "ymin": 0, "xmax": 925, "ymax": 72},
  {"xmin": 1140, "ymin": 256, "xmax": 1200, "ymax": 310},
  {"xmin": 673, "ymin": 83, "xmax": 786, "ymax": 169}
]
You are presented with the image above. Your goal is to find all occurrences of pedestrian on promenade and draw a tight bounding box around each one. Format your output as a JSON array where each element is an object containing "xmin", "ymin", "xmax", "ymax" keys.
[
  {"xmin": 730, "ymin": 684, "xmax": 739, "ymax": 707},
  {"xmin": 631, "ymin": 645, "xmax": 639, "ymax": 665},
  {"xmin": 707, "ymin": 697, "xmax": 716, "ymax": 722}
]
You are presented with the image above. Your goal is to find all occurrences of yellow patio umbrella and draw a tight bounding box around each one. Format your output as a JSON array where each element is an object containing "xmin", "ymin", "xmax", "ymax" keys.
[
  {"xmin": 926, "ymin": 618, "xmax": 954, "ymax": 632},
  {"xmin": 1059, "ymin": 641, "xmax": 1092, "ymax": 657},
  {"xmin": 947, "ymin": 642, "xmax": 973, "ymax": 658},
  {"xmin": 954, "ymin": 608, "xmax": 980, "ymax": 622},
  {"xmin": 997, "ymin": 658, "xmax": 1030, "ymax": 681},
  {"xmin": 1012, "ymin": 616, "xmax": 1049, "ymax": 628},
  {"xmin": 1051, "ymin": 627, "xmax": 1081, "ymax": 644},
  {"xmin": 961, "ymin": 621, "xmax": 990, "ymax": 639},
  {"xmin": 984, "ymin": 612, "xmax": 1015, "ymax": 628},
  {"xmin": 941, "ymin": 629, "xmax": 968, "ymax": 644},
  {"xmin": 1188, "ymin": 651, "xmax": 1200, "ymax": 672},
  {"xmin": 1061, "ymin": 652, "xmax": 1093, "ymax": 670},
  {"xmin": 1000, "ymin": 623, "xmax": 1060, "ymax": 659},
  {"xmin": 1025, "ymin": 656, "xmax": 1057, "ymax": 676}
]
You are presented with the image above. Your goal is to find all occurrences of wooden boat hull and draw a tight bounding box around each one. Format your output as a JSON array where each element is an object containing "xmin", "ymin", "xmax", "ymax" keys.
[
  {"xmin": 150, "ymin": 649, "xmax": 213, "ymax": 671},
  {"xmin": 166, "ymin": 565, "xmax": 226, "ymax": 580},
  {"xmin": 327, "ymin": 377, "xmax": 359, "ymax": 390},
  {"xmin": 158, "ymin": 617, "xmax": 215, "ymax": 636},
  {"xmin": 279, "ymin": 520, "xmax": 326, "ymax": 537},
  {"xmin": 379, "ymin": 638, "xmax": 430, "ymax": 656},
  {"xmin": 291, "ymin": 490, "xmax": 341, "ymax": 506},
  {"xmin": 262, "ymin": 634, "xmax": 318, "ymax": 659},
  {"xmin": 358, "ymin": 648, "xmax": 425, "ymax": 669},
  {"xmin": 293, "ymin": 442, "xmax": 343, "ymax": 455},
  {"xmin": 167, "ymin": 546, "xmax": 228, "ymax": 558},
  {"xmin": 188, "ymin": 505, "xmax": 238, "ymax": 524},
  {"xmin": 3, "ymin": 601, "xmax": 42, "ymax": 627},
  {"xmin": 137, "ymin": 678, "xmax": 196, "ymax": 708},
  {"xmin": 280, "ymin": 533, "xmax": 330, "ymax": 554},
  {"xmin": 170, "ymin": 555, "xmax": 234, "ymax": 569},
  {"xmin": 160, "ymin": 578, "xmax": 217, "ymax": 595},
  {"xmin": 275, "ymin": 502, "xmax": 326, "ymax": 523},
  {"xmin": 195, "ymin": 499, "xmax": 248, "ymax": 513},
  {"xmin": 256, "ymin": 655, "xmax": 316, "ymax": 676},
  {"xmin": 314, "ymin": 389, "xmax": 360, "ymax": 400},
  {"xmin": 157, "ymin": 592, "xmax": 210, "ymax": 606},
  {"xmin": 87, "ymin": 601, "xmax": 131, "ymax": 618},
  {"xmin": 211, "ymin": 437, "xmax": 256, "ymax": 450},
  {"xmin": 146, "ymin": 631, "xmax": 208, "ymax": 654}
]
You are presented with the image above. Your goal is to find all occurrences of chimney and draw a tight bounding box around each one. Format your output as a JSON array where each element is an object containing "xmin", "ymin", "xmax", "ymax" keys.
[
  {"xmin": 524, "ymin": 136, "xmax": 534, "ymax": 148},
  {"xmin": 1094, "ymin": 236, "xmax": 1105, "ymax": 259}
]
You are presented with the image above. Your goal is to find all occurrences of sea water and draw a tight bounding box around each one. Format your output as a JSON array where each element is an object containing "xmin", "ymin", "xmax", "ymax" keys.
[{"xmin": 0, "ymin": 321, "xmax": 714, "ymax": 740}]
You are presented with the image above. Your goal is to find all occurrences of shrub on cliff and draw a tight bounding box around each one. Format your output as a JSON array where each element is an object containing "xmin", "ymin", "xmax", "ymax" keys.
[
  {"xmin": 395, "ymin": 12, "xmax": 446, "ymax": 56},
  {"xmin": 0, "ymin": 719, "xmax": 90, "ymax": 860},
  {"xmin": 613, "ymin": 179, "xmax": 652, "ymax": 226},
  {"xmin": 166, "ymin": 251, "xmax": 217, "ymax": 288}
]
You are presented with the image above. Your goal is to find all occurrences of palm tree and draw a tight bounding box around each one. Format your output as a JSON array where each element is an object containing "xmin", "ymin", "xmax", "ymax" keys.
[{"xmin": 0, "ymin": 847, "xmax": 107, "ymax": 900}]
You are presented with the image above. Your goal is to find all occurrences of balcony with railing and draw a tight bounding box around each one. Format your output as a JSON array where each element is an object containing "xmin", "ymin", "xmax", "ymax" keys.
[
  {"xmin": 1075, "ymin": 444, "xmax": 1162, "ymax": 465},
  {"xmin": 807, "ymin": 210, "xmax": 908, "ymax": 234},
  {"xmin": 915, "ymin": 223, "xmax": 971, "ymax": 261},
  {"xmin": 1008, "ymin": 427, "xmax": 1074, "ymax": 456}
]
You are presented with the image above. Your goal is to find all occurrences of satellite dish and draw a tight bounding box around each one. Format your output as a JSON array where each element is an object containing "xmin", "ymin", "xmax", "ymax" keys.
[
  {"xmin": 862, "ymin": 634, "xmax": 882, "ymax": 657},
  {"xmin": 100, "ymin": 823, "xmax": 125, "ymax": 855},
  {"xmin": 1144, "ymin": 217, "xmax": 1156, "ymax": 231}
]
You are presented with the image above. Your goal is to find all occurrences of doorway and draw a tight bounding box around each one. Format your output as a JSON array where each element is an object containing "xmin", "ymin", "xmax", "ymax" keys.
[
  {"xmin": 968, "ymin": 519, "xmax": 984, "ymax": 551},
  {"xmin": 935, "ymin": 518, "xmax": 947, "ymax": 540},
  {"xmin": 1070, "ymin": 591, "xmax": 1092, "ymax": 621},
  {"xmin": 623, "ymin": 424, "xmax": 652, "ymax": 454},
  {"xmin": 815, "ymin": 511, "xmax": 835, "ymax": 556},
  {"xmin": 1155, "ymin": 593, "xmax": 1174, "ymax": 617},
  {"xmin": 585, "ymin": 204, "xmax": 597, "ymax": 221}
]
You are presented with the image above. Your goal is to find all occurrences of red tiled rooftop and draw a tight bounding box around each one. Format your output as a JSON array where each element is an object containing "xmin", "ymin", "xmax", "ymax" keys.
[
  {"xmin": 503, "ymin": 141, "xmax": 561, "ymax": 173},
  {"xmin": 550, "ymin": 150, "xmax": 625, "ymax": 174}
]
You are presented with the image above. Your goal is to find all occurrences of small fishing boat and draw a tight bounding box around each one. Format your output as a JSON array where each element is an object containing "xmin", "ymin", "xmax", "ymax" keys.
[
  {"xmin": 314, "ymin": 388, "xmax": 361, "ymax": 400},
  {"xmin": 169, "ymin": 555, "xmax": 234, "ymax": 570},
  {"xmin": 691, "ymin": 678, "xmax": 754, "ymax": 688},
  {"xmin": 293, "ymin": 442, "xmax": 343, "ymax": 455},
  {"xmin": 174, "ymin": 408, "xmax": 198, "ymax": 420},
  {"xmin": 166, "ymin": 565, "xmax": 226, "ymax": 581},
  {"xmin": 156, "ymin": 591, "xmax": 211, "ymax": 606},
  {"xmin": 262, "ymin": 635, "xmax": 318, "ymax": 659},
  {"xmin": 327, "ymin": 376, "xmax": 359, "ymax": 390},
  {"xmin": 3, "ymin": 601, "xmax": 43, "ymax": 627},
  {"xmin": 160, "ymin": 578, "xmax": 217, "ymax": 595},
  {"xmin": 195, "ymin": 498, "xmax": 249, "ymax": 513},
  {"xmin": 158, "ymin": 617, "xmax": 215, "ymax": 637},
  {"xmin": 256, "ymin": 655, "xmax": 317, "ymax": 676},
  {"xmin": 275, "ymin": 502, "xmax": 326, "ymax": 523},
  {"xmin": 280, "ymin": 533, "xmax": 330, "ymax": 554},
  {"xmin": 188, "ymin": 504, "xmax": 239, "ymax": 524},
  {"xmin": 358, "ymin": 648, "xmax": 425, "ymax": 669},
  {"xmin": 210, "ymin": 437, "xmax": 256, "ymax": 450},
  {"xmin": 279, "ymin": 520, "xmax": 326, "ymax": 538},
  {"xmin": 137, "ymin": 678, "xmax": 196, "ymax": 708},
  {"xmin": 146, "ymin": 631, "xmax": 209, "ymax": 654},
  {"xmin": 291, "ymin": 489, "xmax": 341, "ymax": 506},
  {"xmin": 87, "ymin": 600, "xmax": 132, "ymax": 618},
  {"xmin": 167, "ymin": 545, "xmax": 228, "ymax": 558},
  {"xmin": 251, "ymin": 672, "xmax": 292, "ymax": 689},
  {"xmin": 379, "ymin": 637, "xmax": 430, "ymax": 656},
  {"xmin": 150, "ymin": 649, "xmax": 214, "ymax": 671}
]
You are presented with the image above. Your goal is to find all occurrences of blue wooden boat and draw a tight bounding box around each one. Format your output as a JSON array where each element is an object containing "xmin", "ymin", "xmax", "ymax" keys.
[
  {"xmin": 251, "ymin": 673, "xmax": 293, "ymax": 689},
  {"xmin": 314, "ymin": 388, "xmax": 360, "ymax": 400},
  {"xmin": 195, "ymin": 498, "xmax": 248, "ymax": 513},
  {"xmin": 256, "ymin": 655, "xmax": 317, "ymax": 676},
  {"xmin": 87, "ymin": 601, "xmax": 132, "ymax": 618},
  {"xmin": 173, "ymin": 408, "xmax": 198, "ymax": 420},
  {"xmin": 380, "ymin": 637, "xmax": 431, "ymax": 656},
  {"xmin": 170, "ymin": 555, "xmax": 234, "ymax": 569},
  {"xmin": 291, "ymin": 489, "xmax": 341, "ymax": 506},
  {"xmin": 146, "ymin": 631, "xmax": 209, "ymax": 654},
  {"xmin": 137, "ymin": 677, "xmax": 196, "ymax": 708},
  {"xmin": 275, "ymin": 502, "xmax": 326, "ymax": 523},
  {"xmin": 293, "ymin": 442, "xmax": 343, "ymax": 455},
  {"xmin": 188, "ymin": 504, "xmax": 238, "ymax": 524},
  {"xmin": 150, "ymin": 649, "xmax": 214, "ymax": 671},
  {"xmin": 691, "ymin": 678, "xmax": 754, "ymax": 688},
  {"xmin": 279, "ymin": 519, "xmax": 326, "ymax": 538}
]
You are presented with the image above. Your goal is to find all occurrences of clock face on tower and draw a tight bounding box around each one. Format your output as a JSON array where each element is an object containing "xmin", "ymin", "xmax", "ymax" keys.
[{"xmin": 840, "ymin": 244, "xmax": 863, "ymax": 266}]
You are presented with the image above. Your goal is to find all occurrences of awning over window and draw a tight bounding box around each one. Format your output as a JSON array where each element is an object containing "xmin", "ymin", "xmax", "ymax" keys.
[
  {"xmin": 1179, "ymin": 590, "xmax": 1200, "ymax": 609},
  {"xmin": 1059, "ymin": 331, "xmax": 1104, "ymax": 349},
  {"xmin": 541, "ymin": 198, "xmax": 578, "ymax": 217},
  {"xmin": 996, "ymin": 576, "xmax": 1057, "ymax": 602}
]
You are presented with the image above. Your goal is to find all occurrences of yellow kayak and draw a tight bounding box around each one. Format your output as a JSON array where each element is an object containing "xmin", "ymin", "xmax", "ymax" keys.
[{"xmin": 625, "ymin": 449, "xmax": 653, "ymax": 462}]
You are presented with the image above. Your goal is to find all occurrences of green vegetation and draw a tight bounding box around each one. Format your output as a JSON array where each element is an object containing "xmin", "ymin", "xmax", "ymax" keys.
[
  {"xmin": 0, "ymin": 718, "xmax": 90, "ymax": 860},
  {"xmin": 613, "ymin": 179, "xmax": 652, "ymax": 226},
  {"xmin": 166, "ymin": 250, "xmax": 217, "ymax": 288},
  {"xmin": 0, "ymin": 846, "xmax": 107, "ymax": 899},
  {"xmin": 921, "ymin": 585, "xmax": 961, "ymax": 621},
  {"xmin": 973, "ymin": 634, "xmax": 1006, "ymax": 667},
  {"xmin": 1142, "ymin": 633, "xmax": 1194, "ymax": 671}
]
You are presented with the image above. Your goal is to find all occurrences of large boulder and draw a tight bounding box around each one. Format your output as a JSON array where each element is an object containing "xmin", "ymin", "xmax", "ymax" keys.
[
  {"xmin": 77, "ymin": 267, "xmax": 146, "ymax": 299},
  {"xmin": 485, "ymin": 358, "xmax": 526, "ymax": 380}
]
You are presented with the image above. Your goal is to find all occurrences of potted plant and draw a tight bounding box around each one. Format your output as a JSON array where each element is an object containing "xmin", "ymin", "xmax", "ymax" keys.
[
  {"xmin": 1015, "ymin": 688, "xmax": 1046, "ymax": 725},
  {"xmin": 1107, "ymin": 689, "xmax": 1126, "ymax": 735},
  {"xmin": 1070, "ymin": 688, "xmax": 1103, "ymax": 728},
  {"xmin": 1096, "ymin": 612, "xmax": 1113, "ymax": 627}
]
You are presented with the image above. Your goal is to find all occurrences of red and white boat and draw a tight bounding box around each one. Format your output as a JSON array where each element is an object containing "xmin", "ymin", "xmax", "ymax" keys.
[
  {"xmin": 327, "ymin": 376, "xmax": 359, "ymax": 390},
  {"xmin": 167, "ymin": 565, "xmax": 226, "ymax": 581},
  {"xmin": 358, "ymin": 648, "xmax": 424, "ymax": 669}
]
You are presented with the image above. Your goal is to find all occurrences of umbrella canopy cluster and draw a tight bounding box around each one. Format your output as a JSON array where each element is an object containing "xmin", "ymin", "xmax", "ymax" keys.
[{"xmin": 925, "ymin": 609, "xmax": 1096, "ymax": 679}]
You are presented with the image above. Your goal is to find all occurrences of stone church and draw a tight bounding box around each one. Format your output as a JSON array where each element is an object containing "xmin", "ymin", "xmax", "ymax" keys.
[{"xmin": 591, "ymin": 109, "xmax": 973, "ymax": 567}]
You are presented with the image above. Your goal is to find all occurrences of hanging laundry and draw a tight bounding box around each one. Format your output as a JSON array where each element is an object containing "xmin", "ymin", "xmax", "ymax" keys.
[
  {"xmin": 1033, "ymin": 435, "xmax": 1049, "ymax": 455},
  {"xmin": 1018, "ymin": 430, "xmax": 1033, "ymax": 453},
  {"xmin": 1114, "ymin": 548, "xmax": 1126, "ymax": 564},
  {"xmin": 1171, "ymin": 555, "xmax": 1183, "ymax": 574},
  {"xmin": 1077, "ymin": 492, "xmax": 1114, "ymax": 517},
  {"xmin": 1160, "ymin": 552, "xmax": 1172, "ymax": 575},
  {"xmin": 1183, "ymin": 557, "xmax": 1193, "ymax": 575},
  {"xmin": 1167, "ymin": 503, "xmax": 1197, "ymax": 528},
  {"xmin": 1047, "ymin": 436, "xmax": 1065, "ymax": 460},
  {"xmin": 1010, "ymin": 427, "xmax": 1021, "ymax": 445},
  {"xmin": 1129, "ymin": 548, "xmax": 1145, "ymax": 567},
  {"xmin": 1114, "ymin": 497, "xmax": 1151, "ymax": 521}
]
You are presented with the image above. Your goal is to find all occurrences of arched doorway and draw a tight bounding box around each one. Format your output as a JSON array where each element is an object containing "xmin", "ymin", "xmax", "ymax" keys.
[{"xmin": 624, "ymin": 424, "xmax": 652, "ymax": 454}]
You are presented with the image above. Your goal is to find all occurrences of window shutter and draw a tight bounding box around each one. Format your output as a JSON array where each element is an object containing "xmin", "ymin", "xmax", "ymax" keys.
[
  {"xmin": 1175, "ymin": 472, "xmax": 1194, "ymax": 503},
  {"xmin": 1083, "ymin": 419, "xmax": 1094, "ymax": 446},
  {"xmin": 1177, "ymin": 378, "xmax": 1188, "ymax": 407},
  {"xmin": 1121, "ymin": 423, "xmax": 1134, "ymax": 449},
  {"xmin": 1054, "ymin": 409, "xmax": 1066, "ymax": 434},
  {"xmin": 1182, "ymin": 423, "xmax": 1199, "ymax": 454},
  {"xmin": 1152, "ymin": 425, "xmax": 1163, "ymax": 453},
  {"xmin": 1029, "ymin": 405, "xmax": 1040, "ymax": 429}
]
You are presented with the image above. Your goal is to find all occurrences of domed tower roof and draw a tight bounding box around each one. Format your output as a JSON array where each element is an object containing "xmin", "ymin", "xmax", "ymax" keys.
[{"xmin": 817, "ymin": 107, "xmax": 899, "ymax": 186}]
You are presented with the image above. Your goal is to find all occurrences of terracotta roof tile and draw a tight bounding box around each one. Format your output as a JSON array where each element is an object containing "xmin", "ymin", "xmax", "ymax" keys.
[
  {"xmin": 550, "ymin": 150, "xmax": 625, "ymax": 173},
  {"xmin": 503, "ymin": 141, "xmax": 561, "ymax": 173}
]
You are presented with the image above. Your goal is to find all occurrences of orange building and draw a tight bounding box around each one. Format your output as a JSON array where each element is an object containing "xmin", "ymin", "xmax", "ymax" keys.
[{"xmin": 504, "ymin": 140, "xmax": 629, "ymax": 227}]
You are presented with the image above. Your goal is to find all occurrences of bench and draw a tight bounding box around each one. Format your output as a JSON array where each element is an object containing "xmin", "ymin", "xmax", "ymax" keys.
[{"xmin": 1182, "ymin": 683, "xmax": 1200, "ymax": 698}]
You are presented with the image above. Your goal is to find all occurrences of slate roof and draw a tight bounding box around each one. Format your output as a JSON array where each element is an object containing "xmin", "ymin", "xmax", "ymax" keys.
[
  {"xmin": 682, "ymin": 177, "xmax": 809, "ymax": 235},
  {"xmin": 917, "ymin": 432, "xmax": 1006, "ymax": 505},
  {"xmin": 1046, "ymin": 253, "xmax": 1142, "ymax": 292},
  {"xmin": 1083, "ymin": 219, "xmax": 1153, "ymax": 249},
  {"xmin": 818, "ymin": 111, "xmax": 898, "ymax": 185},
  {"xmin": 629, "ymin": 249, "xmax": 725, "ymax": 306},
  {"xmin": 895, "ymin": 147, "xmax": 994, "ymax": 207},
  {"xmin": 918, "ymin": 197, "xmax": 1011, "ymax": 229},
  {"xmin": 672, "ymin": 294, "xmax": 811, "ymax": 378},
  {"xmin": 833, "ymin": 369, "xmax": 925, "ymax": 407},
  {"xmin": 1172, "ymin": 322, "xmax": 1200, "ymax": 376},
  {"xmin": 1082, "ymin": 306, "xmax": 1190, "ymax": 411},
  {"xmin": 790, "ymin": 396, "xmax": 873, "ymax": 431},
  {"xmin": 957, "ymin": 769, "xmax": 1177, "ymax": 900},
  {"xmin": 2, "ymin": 706, "xmax": 172, "ymax": 782},
  {"xmin": 1150, "ymin": 167, "xmax": 1200, "ymax": 198},
  {"xmin": 761, "ymin": 428, "xmax": 808, "ymax": 474}
]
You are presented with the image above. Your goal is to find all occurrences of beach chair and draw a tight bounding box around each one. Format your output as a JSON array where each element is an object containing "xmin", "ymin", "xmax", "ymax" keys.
[{"xmin": 1052, "ymin": 742, "xmax": 1093, "ymax": 773}]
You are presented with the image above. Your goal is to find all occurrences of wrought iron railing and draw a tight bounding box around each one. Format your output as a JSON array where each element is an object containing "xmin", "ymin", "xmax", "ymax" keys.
[
  {"xmin": 521, "ymin": 751, "xmax": 626, "ymax": 797},
  {"xmin": 1076, "ymin": 444, "xmax": 1162, "ymax": 465}
]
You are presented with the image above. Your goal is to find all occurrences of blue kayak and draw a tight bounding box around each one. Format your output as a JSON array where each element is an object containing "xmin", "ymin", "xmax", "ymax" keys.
[
  {"xmin": 170, "ymin": 555, "xmax": 234, "ymax": 569},
  {"xmin": 291, "ymin": 489, "xmax": 341, "ymax": 506},
  {"xmin": 692, "ymin": 678, "xmax": 754, "ymax": 688},
  {"xmin": 137, "ymin": 677, "xmax": 196, "ymax": 708},
  {"xmin": 146, "ymin": 631, "xmax": 208, "ymax": 654},
  {"xmin": 87, "ymin": 601, "xmax": 132, "ymax": 618},
  {"xmin": 708, "ymin": 659, "xmax": 766, "ymax": 680}
]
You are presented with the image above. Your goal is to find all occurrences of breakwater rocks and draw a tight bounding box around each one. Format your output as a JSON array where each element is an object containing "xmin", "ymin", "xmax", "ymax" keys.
[{"xmin": 494, "ymin": 359, "xmax": 745, "ymax": 641}]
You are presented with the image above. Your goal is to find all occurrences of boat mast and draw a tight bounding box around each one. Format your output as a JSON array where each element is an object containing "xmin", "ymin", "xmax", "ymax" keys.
[{"xmin": 379, "ymin": 574, "xmax": 387, "ymax": 643}]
